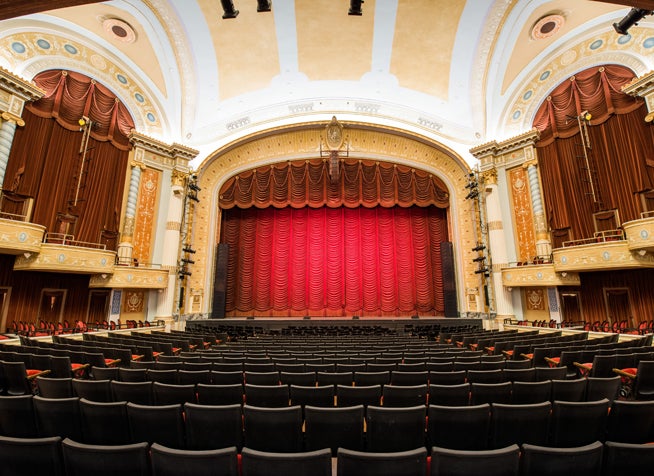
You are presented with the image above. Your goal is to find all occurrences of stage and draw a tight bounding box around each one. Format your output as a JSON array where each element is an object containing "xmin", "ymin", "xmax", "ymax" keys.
[{"xmin": 185, "ymin": 316, "xmax": 484, "ymax": 333}]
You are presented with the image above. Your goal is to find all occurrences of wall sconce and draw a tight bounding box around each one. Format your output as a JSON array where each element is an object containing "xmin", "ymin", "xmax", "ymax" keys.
[
  {"xmin": 101, "ymin": 273, "xmax": 107, "ymax": 279},
  {"xmin": 23, "ymin": 252, "xmax": 31, "ymax": 259},
  {"xmin": 560, "ymin": 272, "xmax": 567, "ymax": 277},
  {"xmin": 506, "ymin": 287, "xmax": 513, "ymax": 292},
  {"xmin": 638, "ymin": 249, "xmax": 647, "ymax": 256}
]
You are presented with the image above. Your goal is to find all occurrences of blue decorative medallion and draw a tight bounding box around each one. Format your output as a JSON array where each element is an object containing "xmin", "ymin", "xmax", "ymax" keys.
[
  {"xmin": 536, "ymin": 272, "xmax": 543, "ymax": 280},
  {"xmin": 127, "ymin": 274, "xmax": 133, "ymax": 282},
  {"xmin": 11, "ymin": 42, "xmax": 26, "ymax": 53},
  {"xmin": 147, "ymin": 112, "xmax": 156, "ymax": 122},
  {"xmin": 117, "ymin": 74, "xmax": 128, "ymax": 84},
  {"xmin": 64, "ymin": 44, "xmax": 78, "ymax": 54},
  {"xmin": 539, "ymin": 70, "xmax": 550, "ymax": 81},
  {"xmin": 641, "ymin": 229, "xmax": 649, "ymax": 239},
  {"xmin": 36, "ymin": 39, "xmax": 50, "ymax": 49},
  {"xmin": 644, "ymin": 37, "xmax": 654, "ymax": 49},
  {"xmin": 560, "ymin": 256, "xmax": 567, "ymax": 264},
  {"xmin": 58, "ymin": 254, "xmax": 66, "ymax": 263},
  {"xmin": 512, "ymin": 110, "xmax": 521, "ymax": 120},
  {"xmin": 18, "ymin": 232, "xmax": 27, "ymax": 242},
  {"xmin": 523, "ymin": 90, "xmax": 533, "ymax": 101},
  {"xmin": 602, "ymin": 251, "xmax": 610, "ymax": 261},
  {"xmin": 617, "ymin": 34, "xmax": 631, "ymax": 45},
  {"xmin": 101, "ymin": 258, "xmax": 107, "ymax": 266},
  {"xmin": 589, "ymin": 39, "xmax": 603, "ymax": 50},
  {"xmin": 135, "ymin": 93, "xmax": 144, "ymax": 103}
]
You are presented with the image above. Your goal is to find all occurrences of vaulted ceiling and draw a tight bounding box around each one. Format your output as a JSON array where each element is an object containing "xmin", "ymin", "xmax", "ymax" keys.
[{"xmin": 0, "ymin": 1, "xmax": 651, "ymax": 166}]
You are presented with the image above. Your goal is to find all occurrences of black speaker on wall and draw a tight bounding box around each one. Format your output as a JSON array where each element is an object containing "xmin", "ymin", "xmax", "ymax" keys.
[
  {"xmin": 440, "ymin": 241, "xmax": 458, "ymax": 317},
  {"xmin": 211, "ymin": 243, "xmax": 229, "ymax": 319}
]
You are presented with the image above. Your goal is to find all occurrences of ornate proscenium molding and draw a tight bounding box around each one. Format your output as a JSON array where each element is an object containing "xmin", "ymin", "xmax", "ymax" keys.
[
  {"xmin": 0, "ymin": 66, "xmax": 44, "ymax": 101},
  {"xmin": 622, "ymin": 70, "xmax": 654, "ymax": 97},
  {"xmin": 321, "ymin": 116, "xmax": 348, "ymax": 183},
  {"xmin": 470, "ymin": 129, "xmax": 540, "ymax": 164}
]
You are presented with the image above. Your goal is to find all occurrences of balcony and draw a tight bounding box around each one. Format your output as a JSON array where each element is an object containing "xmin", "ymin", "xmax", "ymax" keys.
[
  {"xmin": 501, "ymin": 259, "xmax": 580, "ymax": 288},
  {"xmin": 622, "ymin": 212, "xmax": 654, "ymax": 253},
  {"xmin": 552, "ymin": 228, "xmax": 654, "ymax": 272},
  {"xmin": 0, "ymin": 217, "xmax": 46, "ymax": 255},
  {"xmin": 89, "ymin": 263, "xmax": 169, "ymax": 289},
  {"xmin": 13, "ymin": 233, "xmax": 116, "ymax": 274}
]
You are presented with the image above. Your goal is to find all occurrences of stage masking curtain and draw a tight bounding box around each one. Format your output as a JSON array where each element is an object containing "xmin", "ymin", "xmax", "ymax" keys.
[
  {"xmin": 534, "ymin": 65, "xmax": 654, "ymax": 241},
  {"xmin": 221, "ymin": 205, "xmax": 448, "ymax": 317}
]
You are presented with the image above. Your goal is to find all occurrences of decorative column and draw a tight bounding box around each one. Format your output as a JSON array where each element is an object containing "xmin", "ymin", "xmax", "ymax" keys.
[
  {"xmin": 0, "ymin": 112, "xmax": 24, "ymax": 193},
  {"xmin": 524, "ymin": 158, "xmax": 552, "ymax": 258},
  {"xmin": 481, "ymin": 168, "xmax": 513, "ymax": 320},
  {"xmin": 155, "ymin": 169, "xmax": 186, "ymax": 321},
  {"xmin": 117, "ymin": 160, "xmax": 144, "ymax": 265}
]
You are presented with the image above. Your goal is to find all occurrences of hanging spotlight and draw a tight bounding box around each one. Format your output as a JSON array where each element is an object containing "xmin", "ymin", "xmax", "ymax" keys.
[
  {"xmin": 183, "ymin": 246, "xmax": 196, "ymax": 254},
  {"xmin": 257, "ymin": 0, "xmax": 272, "ymax": 12},
  {"xmin": 613, "ymin": 8, "xmax": 652, "ymax": 35},
  {"xmin": 221, "ymin": 0, "xmax": 239, "ymax": 19},
  {"xmin": 474, "ymin": 267, "xmax": 489, "ymax": 274},
  {"xmin": 472, "ymin": 256, "xmax": 486, "ymax": 262},
  {"xmin": 472, "ymin": 244, "xmax": 486, "ymax": 252},
  {"xmin": 465, "ymin": 189, "xmax": 479, "ymax": 200},
  {"xmin": 349, "ymin": 0, "xmax": 363, "ymax": 15}
]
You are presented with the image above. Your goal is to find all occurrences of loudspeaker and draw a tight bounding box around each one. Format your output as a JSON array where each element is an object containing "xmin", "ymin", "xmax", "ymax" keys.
[
  {"xmin": 440, "ymin": 241, "xmax": 458, "ymax": 317},
  {"xmin": 211, "ymin": 243, "xmax": 229, "ymax": 319}
]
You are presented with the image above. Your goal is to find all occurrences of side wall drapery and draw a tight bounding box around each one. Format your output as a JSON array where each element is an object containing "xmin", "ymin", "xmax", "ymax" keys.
[
  {"xmin": 220, "ymin": 159, "xmax": 450, "ymax": 209},
  {"xmin": 221, "ymin": 205, "xmax": 448, "ymax": 317},
  {"xmin": 534, "ymin": 65, "xmax": 654, "ymax": 241}
]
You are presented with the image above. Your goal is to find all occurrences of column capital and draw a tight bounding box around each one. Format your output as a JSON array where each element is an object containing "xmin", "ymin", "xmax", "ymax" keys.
[
  {"xmin": 522, "ymin": 158, "xmax": 538, "ymax": 169},
  {"xmin": 480, "ymin": 168, "xmax": 498, "ymax": 186},
  {"xmin": 130, "ymin": 160, "xmax": 146, "ymax": 170},
  {"xmin": 1, "ymin": 111, "xmax": 25, "ymax": 127}
]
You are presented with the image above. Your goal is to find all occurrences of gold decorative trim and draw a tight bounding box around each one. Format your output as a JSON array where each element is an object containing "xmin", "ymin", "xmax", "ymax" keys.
[
  {"xmin": 166, "ymin": 221, "xmax": 181, "ymax": 231},
  {"xmin": 487, "ymin": 220, "xmax": 504, "ymax": 231},
  {"xmin": 481, "ymin": 168, "xmax": 498, "ymax": 185},
  {"xmin": 1, "ymin": 110, "xmax": 25, "ymax": 126}
]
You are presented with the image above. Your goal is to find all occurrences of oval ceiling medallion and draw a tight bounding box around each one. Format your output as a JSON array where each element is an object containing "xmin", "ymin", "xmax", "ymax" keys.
[
  {"xmin": 103, "ymin": 18, "xmax": 137, "ymax": 44},
  {"xmin": 532, "ymin": 14, "xmax": 565, "ymax": 40}
]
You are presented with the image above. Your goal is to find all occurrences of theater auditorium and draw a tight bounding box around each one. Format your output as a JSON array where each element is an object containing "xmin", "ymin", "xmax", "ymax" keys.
[{"xmin": 1, "ymin": 1, "xmax": 654, "ymax": 474}]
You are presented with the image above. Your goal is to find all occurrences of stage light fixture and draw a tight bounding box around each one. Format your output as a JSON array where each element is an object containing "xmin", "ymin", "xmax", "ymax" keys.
[
  {"xmin": 613, "ymin": 7, "xmax": 652, "ymax": 35},
  {"xmin": 465, "ymin": 190, "xmax": 479, "ymax": 200},
  {"xmin": 188, "ymin": 183, "xmax": 201, "ymax": 192},
  {"xmin": 188, "ymin": 193, "xmax": 200, "ymax": 202},
  {"xmin": 472, "ymin": 256, "xmax": 486, "ymax": 262},
  {"xmin": 181, "ymin": 258, "xmax": 195, "ymax": 264},
  {"xmin": 183, "ymin": 246, "xmax": 196, "ymax": 254},
  {"xmin": 472, "ymin": 244, "xmax": 486, "ymax": 252},
  {"xmin": 257, "ymin": 0, "xmax": 272, "ymax": 12},
  {"xmin": 465, "ymin": 181, "xmax": 477, "ymax": 189},
  {"xmin": 474, "ymin": 267, "xmax": 489, "ymax": 274},
  {"xmin": 221, "ymin": 0, "xmax": 239, "ymax": 19},
  {"xmin": 349, "ymin": 0, "xmax": 363, "ymax": 15}
]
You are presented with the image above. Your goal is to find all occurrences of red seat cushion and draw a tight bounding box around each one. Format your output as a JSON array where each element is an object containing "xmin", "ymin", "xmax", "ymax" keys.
[{"xmin": 26, "ymin": 369, "xmax": 42, "ymax": 377}]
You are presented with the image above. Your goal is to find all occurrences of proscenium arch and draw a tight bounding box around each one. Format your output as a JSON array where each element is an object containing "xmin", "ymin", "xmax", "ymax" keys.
[{"xmin": 189, "ymin": 121, "xmax": 482, "ymax": 316}]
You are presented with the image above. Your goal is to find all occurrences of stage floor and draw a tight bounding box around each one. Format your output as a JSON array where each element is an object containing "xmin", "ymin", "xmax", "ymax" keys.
[{"xmin": 187, "ymin": 316, "xmax": 483, "ymax": 333}]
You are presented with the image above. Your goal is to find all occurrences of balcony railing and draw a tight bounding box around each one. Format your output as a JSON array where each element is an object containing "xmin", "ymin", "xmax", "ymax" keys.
[
  {"xmin": 43, "ymin": 233, "xmax": 107, "ymax": 250},
  {"xmin": 562, "ymin": 229, "xmax": 625, "ymax": 247}
]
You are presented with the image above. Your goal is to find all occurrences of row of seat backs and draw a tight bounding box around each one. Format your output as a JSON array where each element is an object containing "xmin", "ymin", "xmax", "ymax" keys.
[{"xmin": 2, "ymin": 394, "xmax": 653, "ymax": 452}]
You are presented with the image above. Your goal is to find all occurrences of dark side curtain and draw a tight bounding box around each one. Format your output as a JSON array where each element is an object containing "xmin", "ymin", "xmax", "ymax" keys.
[
  {"xmin": 534, "ymin": 65, "xmax": 654, "ymax": 241},
  {"xmin": 221, "ymin": 205, "xmax": 448, "ymax": 317}
]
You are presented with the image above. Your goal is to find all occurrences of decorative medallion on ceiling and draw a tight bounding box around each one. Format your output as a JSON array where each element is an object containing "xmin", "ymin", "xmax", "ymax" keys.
[
  {"xmin": 531, "ymin": 13, "xmax": 565, "ymax": 40},
  {"xmin": 102, "ymin": 18, "xmax": 136, "ymax": 44}
]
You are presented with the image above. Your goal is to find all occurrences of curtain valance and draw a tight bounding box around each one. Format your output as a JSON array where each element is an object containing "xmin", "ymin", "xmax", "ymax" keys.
[
  {"xmin": 27, "ymin": 70, "xmax": 134, "ymax": 150},
  {"xmin": 219, "ymin": 159, "xmax": 450, "ymax": 209},
  {"xmin": 533, "ymin": 65, "xmax": 642, "ymax": 146}
]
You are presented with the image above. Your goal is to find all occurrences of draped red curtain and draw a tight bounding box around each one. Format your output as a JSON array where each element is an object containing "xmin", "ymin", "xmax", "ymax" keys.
[
  {"xmin": 221, "ymin": 205, "xmax": 448, "ymax": 317},
  {"xmin": 220, "ymin": 159, "xmax": 450, "ymax": 209},
  {"xmin": 534, "ymin": 65, "xmax": 654, "ymax": 241}
]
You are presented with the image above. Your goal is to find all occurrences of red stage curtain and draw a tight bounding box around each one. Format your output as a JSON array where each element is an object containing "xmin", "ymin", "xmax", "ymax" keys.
[
  {"xmin": 221, "ymin": 205, "xmax": 448, "ymax": 317},
  {"xmin": 220, "ymin": 159, "xmax": 450, "ymax": 209}
]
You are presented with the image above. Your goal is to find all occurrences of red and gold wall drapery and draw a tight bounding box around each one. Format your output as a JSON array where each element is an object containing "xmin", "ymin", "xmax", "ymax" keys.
[{"xmin": 219, "ymin": 159, "xmax": 451, "ymax": 317}]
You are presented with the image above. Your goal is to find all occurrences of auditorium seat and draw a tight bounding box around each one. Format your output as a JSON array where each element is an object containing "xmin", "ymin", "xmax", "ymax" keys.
[
  {"xmin": 153, "ymin": 382, "xmax": 197, "ymax": 405},
  {"xmin": 0, "ymin": 394, "xmax": 39, "ymax": 437},
  {"xmin": 91, "ymin": 366, "xmax": 119, "ymax": 381},
  {"xmin": 519, "ymin": 441, "xmax": 603, "ymax": 476},
  {"xmin": 36, "ymin": 376, "xmax": 74, "ymax": 398},
  {"xmin": 61, "ymin": 438, "xmax": 150, "ymax": 476},
  {"xmin": 503, "ymin": 359, "xmax": 532, "ymax": 369},
  {"xmin": 366, "ymin": 404, "xmax": 426, "ymax": 452},
  {"xmin": 2, "ymin": 361, "xmax": 41, "ymax": 395},
  {"xmin": 196, "ymin": 383, "xmax": 244, "ymax": 406},
  {"xmin": 550, "ymin": 399, "xmax": 610, "ymax": 447},
  {"xmin": 242, "ymin": 404, "xmax": 303, "ymax": 452},
  {"xmin": 428, "ymin": 404, "xmax": 491, "ymax": 450},
  {"xmin": 241, "ymin": 447, "xmax": 332, "ymax": 476},
  {"xmin": 151, "ymin": 443, "xmax": 239, "ymax": 476},
  {"xmin": 289, "ymin": 384, "xmax": 334, "ymax": 408},
  {"xmin": 390, "ymin": 370, "xmax": 429, "ymax": 386},
  {"xmin": 79, "ymin": 398, "xmax": 130, "ymax": 445},
  {"xmin": 336, "ymin": 384, "xmax": 382, "ymax": 408},
  {"xmin": 243, "ymin": 371, "xmax": 280, "ymax": 386},
  {"xmin": 304, "ymin": 404, "xmax": 365, "ymax": 454},
  {"xmin": 430, "ymin": 444, "xmax": 520, "ymax": 476},
  {"xmin": 336, "ymin": 447, "xmax": 428, "ymax": 476},
  {"xmin": 210, "ymin": 370, "xmax": 244, "ymax": 385},
  {"xmin": 183, "ymin": 402, "xmax": 243, "ymax": 451},
  {"xmin": 606, "ymin": 400, "xmax": 654, "ymax": 444},
  {"xmin": 316, "ymin": 371, "xmax": 352, "ymax": 388},
  {"xmin": 354, "ymin": 370, "xmax": 391, "ymax": 386},
  {"xmin": 72, "ymin": 378, "xmax": 112, "ymax": 402},
  {"xmin": 428, "ymin": 383, "xmax": 470, "ymax": 406},
  {"xmin": 146, "ymin": 369, "xmax": 178, "ymax": 384},
  {"xmin": 585, "ymin": 376, "xmax": 621, "ymax": 403},
  {"xmin": 510, "ymin": 380, "xmax": 551, "ymax": 404},
  {"xmin": 0, "ymin": 435, "xmax": 64, "ymax": 476},
  {"xmin": 279, "ymin": 371, "xmax": 316, "ymax": 387},
  {"xmin": 603, "ymin": 441, "xmax": 654, "ymax": 475},
  {"xmin": 429, "ymin": 370, "xmax": 466, "ymax": 385},
  {"xmin": 126, "ymin": 402, "xmax": 185, "ymax": 449},
  {"xmin": 33, "ymin": 396, "xmax": 83, "ymax": 441},
  {"xmin": 550, "ymin": 378, "xmax": 587, "ymax": 402},
  {"xmin": 534, "ymin": 366, "xmax": 567, "ymax": 381},
  {"xmin": 177, "ymin": 369, "xmax": 211, "ymax": 385},
  {"xmin": 502, "ymin": 367, "xmax": 536, "ymax": 382},
  {"xmin": 489, "ymin": 401, "xmax": 551, "ymax": 449},
  {"xmin": 470, "ymin": 382, "xmax": 512, "ymax": 405},
  {"xmin": 382, "ymin": 384, "xmax": 428, "ymax": 407},
  {"xmin": 244, "ymin": 383, "xmax": 289, "ymax": 407},
  {"xmin": 110, "ymin": 380, "xmax": 154, "ymax": 405}
]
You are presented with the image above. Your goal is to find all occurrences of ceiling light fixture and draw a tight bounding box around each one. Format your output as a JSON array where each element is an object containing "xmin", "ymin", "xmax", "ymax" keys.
[{"xmin": 613, "ymin": 8, "xmax": 652, "ymax": 35}]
